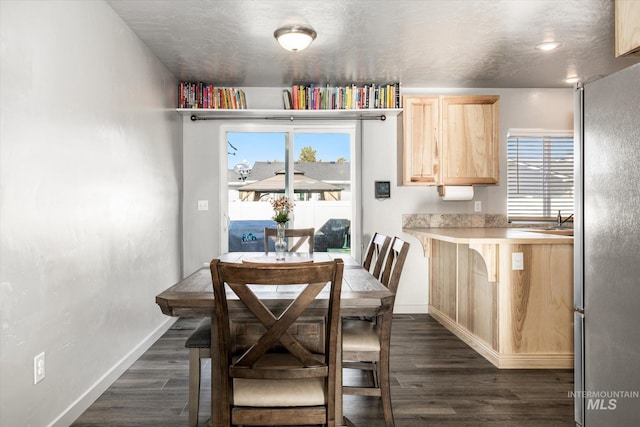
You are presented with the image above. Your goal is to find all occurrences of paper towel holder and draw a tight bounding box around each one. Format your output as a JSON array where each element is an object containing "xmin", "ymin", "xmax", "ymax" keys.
[{"xmin": 437, "ymin": 185, "xmax": 474, "ymax": 201}]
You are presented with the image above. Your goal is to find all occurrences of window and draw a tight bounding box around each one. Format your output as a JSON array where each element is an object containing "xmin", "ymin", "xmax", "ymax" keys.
[
  {"xmin": 221, "ymin": 125, "xmax": 357, "ymax": 255},
  {"xmin": 507, "ymin": 130, "xmax": 574, "ymax": 221}
]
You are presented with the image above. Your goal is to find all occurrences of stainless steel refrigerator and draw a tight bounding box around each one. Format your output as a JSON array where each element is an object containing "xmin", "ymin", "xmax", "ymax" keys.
[{"xmin": 574, "ymin": 63, "xmax": 640, "ymax": 426}]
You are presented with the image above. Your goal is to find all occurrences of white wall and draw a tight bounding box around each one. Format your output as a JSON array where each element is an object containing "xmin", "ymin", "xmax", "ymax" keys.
[
  {"xmin": 182, "ymin": 116, "xmax": 224, "ymax": 273},
  {"xmin": 181, "ymin": 87, "xmax": 573, "ymax": 313},
  {"xmin": 0, "ymin": 1, "xmax": 182, "ymax": 426}
]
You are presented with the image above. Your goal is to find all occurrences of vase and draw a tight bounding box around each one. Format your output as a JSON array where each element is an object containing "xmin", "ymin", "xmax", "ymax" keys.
[{"xmin": 274, "ymin": 223, "xmax": 287, "ymax": 260}]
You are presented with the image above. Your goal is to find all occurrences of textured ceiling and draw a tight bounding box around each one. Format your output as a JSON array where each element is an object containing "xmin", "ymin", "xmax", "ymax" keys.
[{"xmin": 105, "ymin": 0, "xmax": 639, "ymax": 88}]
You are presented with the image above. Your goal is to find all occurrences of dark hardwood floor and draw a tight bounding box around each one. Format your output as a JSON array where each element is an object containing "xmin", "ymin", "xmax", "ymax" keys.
[{"xmin": 72, "ymin": 314, "xmax": 574, "ymax": 426}]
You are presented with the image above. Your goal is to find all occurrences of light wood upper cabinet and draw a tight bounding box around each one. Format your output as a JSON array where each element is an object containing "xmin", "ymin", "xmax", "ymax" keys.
[
  {"xmin": 402, "ymin": 94, "xmax": 499, "ymax": 186},
  {"xmin": 402, "ymin": 96, "xmax": 440, "ymax": 185},
  {"xmin": 615, "ymin": 0, "xmax": 640, "ymax": 57},
  {"xmin": 441, "ymin": 95, "xmax": 499, "ymax": 185}
]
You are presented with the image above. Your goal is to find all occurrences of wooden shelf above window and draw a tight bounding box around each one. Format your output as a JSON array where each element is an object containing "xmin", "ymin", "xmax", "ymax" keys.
[{"xmin": 177, "ymin": 108, "xmax": 403, "ymax": 121}]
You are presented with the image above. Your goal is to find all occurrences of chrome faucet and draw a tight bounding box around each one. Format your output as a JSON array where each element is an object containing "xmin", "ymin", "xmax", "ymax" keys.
[{"xmin": 557, "ymin": 210, "xmax": 574, "ymax": 228}]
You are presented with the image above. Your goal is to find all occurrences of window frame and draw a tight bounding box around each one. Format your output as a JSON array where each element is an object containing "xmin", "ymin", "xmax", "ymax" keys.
[
  {"xmin": 219, "ymin": 123, "xmax": 360, "ymax": 256},
  {"xmin": 506, "ymin": 129, "xmax": 574, "ymax": 223}
]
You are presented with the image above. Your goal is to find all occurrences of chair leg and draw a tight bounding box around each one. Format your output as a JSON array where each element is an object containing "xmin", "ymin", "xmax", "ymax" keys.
[
  {"xmin": 379, "ymin": 348, "xmax": 394, "ymax": 427},
  {"xmin": 188, "ymin": 348, "xmax": 201, "ymax": 427},
  {"xmin": 372, "ymin": 362, "xmax": 381, "ymax": 388}
]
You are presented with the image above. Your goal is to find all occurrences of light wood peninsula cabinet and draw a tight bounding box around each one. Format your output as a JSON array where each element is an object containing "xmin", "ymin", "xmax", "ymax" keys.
[
  {"xmin": 615, "ymin": 0, "xmax": 640, "ymax": 57},
  {"xmin": 405, "ymin": 227, "xmax": 574, "ymax": 369},
  {"xmin": 402, "ymin": 95, "xmax": 499, "ymax": 186}
]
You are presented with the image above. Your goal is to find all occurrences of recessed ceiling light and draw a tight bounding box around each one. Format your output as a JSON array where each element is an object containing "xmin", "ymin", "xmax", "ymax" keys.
[
  {"xmin": 535, "ymin": 41, "xmax": 562, "ymax": 51},
  {"xmin": 565, "ymin": 76, "xmax": 582, "ymax": 84}
]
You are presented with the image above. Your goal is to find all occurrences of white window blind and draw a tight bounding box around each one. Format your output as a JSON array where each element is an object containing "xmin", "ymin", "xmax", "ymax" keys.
[{"xmin": 507, "ymin": 130, "xmax": 574, "ymax": 220}]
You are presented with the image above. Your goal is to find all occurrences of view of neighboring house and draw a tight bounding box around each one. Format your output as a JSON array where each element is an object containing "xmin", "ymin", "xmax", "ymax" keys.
[
  {"xmin": 227, "ymin": 161, "xmax": 352, "ymax": 253},
  {"xmin": 228, "ymin": 160, "xmax": 351, "ymax": 201}
]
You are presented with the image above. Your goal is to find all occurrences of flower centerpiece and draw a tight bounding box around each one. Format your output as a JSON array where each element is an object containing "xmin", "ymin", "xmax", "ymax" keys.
[
  {"xmin": 271, "ymin": 196, "xmax": 294, "ymax": 259},
  {"xmin": 271, "ymin": 196, "xmax": 294, "ymax": 224}
]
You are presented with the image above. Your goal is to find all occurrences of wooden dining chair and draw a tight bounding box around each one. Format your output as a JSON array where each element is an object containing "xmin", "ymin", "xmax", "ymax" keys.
[
  {"xmin": 210, "ymin": 258, "xmax": 344, "ymax": 427},
  {"xmin": 264, "ymin": 227, "xmax": 315, "ymax": 253},
  {"xmin": 362, "ymin": 232, "xmax": 392, "ymax": 280},
  {"xmin": 183, "ymin": 299, "xmax": 324, "ymax": 426},
  {"xmin": 184, "ymin": 227, "xmax": 314, "ymax": 426},
  {"xmin": 342, "ymin": 237, "xmax": 410, "ymax": 427}
]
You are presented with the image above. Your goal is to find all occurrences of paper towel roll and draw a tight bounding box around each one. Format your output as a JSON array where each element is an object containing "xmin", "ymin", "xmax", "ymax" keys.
[{"xmin": 439, "ymin": 185, "xmax": 474, "ymax": 201}]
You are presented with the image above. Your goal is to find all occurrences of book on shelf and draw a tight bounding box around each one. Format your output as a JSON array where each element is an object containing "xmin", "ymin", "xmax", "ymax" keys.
[
  {"xmin": 282, "ymin": 89, "xmax": 292, "ymax": 110},
  {"xmin": 287, "ymin": 82, "xmax": 400, "ymax": 110},
  {"xmin": 178, "ymin": 82, "xmax": 247, "ymax": 109}
]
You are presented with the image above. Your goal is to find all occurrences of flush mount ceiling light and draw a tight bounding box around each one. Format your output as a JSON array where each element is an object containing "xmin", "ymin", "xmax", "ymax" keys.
[
  {"xmin": 535, "ymin": 41, "xmax": 562, "ymax": 51},
  {"xmin": 274, "ymin": 25, "xmax": 317, "ymax": 52}
]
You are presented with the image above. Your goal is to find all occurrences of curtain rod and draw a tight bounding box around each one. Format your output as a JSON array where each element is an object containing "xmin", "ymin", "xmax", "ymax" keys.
[{"xmin": 190, "ymin": 114, "xmax": 387, "ymax": 122}]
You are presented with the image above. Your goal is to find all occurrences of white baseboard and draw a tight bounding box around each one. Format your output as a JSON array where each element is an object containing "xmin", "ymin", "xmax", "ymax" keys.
[
  {"xmin": 393, "ymin": 304, "xmax": 428, "ymax": 314},
  {"xmin": 49, "ymin": 317, "xmax": 177, "ymax": 427}
]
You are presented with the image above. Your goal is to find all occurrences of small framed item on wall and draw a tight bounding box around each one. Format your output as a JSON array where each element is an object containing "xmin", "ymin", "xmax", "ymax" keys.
[{"xmin": 375, "ymin": 181, "xmax": 391, "ymax": 199}]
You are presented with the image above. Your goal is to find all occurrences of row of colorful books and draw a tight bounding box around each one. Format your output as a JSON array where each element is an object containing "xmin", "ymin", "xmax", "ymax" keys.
[
  {"xmin": 178, "ymin": 82, "xmax": 247, "ymax": 109},
  {"xmin": 283, "ymin": 83, "xmax": 400, "ymax": 110}
]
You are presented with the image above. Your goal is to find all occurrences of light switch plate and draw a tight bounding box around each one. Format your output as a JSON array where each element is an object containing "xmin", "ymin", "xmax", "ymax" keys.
[
  {"xmin": 34, "ymin": 352, "xmax": 45, "ymax": 384},
  {"xmin": 512, "ymin": 252, "xmax": 524, "ymax": 270},
  {"xmin": 474, "ymin": 201, "xmax": 482, "ymax": 212},
  {"xmin": 197, "ymin": 200, "xmax": 209, "ymax": 211}
]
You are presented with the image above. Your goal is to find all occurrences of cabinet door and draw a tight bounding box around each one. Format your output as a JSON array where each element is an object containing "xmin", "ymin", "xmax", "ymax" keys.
[
  {"xmin": 615, "ymin": 0, "xmax": 640, "ymax": 57},
  {"xmin": 441, "ymin": 95, "xmax": 499, "ymax": 185},
  {"xmin": 402, "ymin": 96, "xmax": 440, "ymax": 185}
]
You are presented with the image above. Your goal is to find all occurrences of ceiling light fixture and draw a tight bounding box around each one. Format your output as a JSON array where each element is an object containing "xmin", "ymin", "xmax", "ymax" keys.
[
  {"xmin": 274, "ymin": 25, "xmax": 317, "ymax": 52},
  {"xmin": 535, "ymin": 41, "xmax": 562, "ymax": 51}
]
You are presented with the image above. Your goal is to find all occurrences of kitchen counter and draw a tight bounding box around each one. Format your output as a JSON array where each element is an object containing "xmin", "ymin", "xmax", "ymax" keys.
[
  {"xmin": 404, "ymin": 226, "xmax": 573, "ymax": 245},
  {"xmin": 404, "ymin": 227, "xmax": 574, "ymax": 369},
  {"xmin": 404, "ymin": 227, "xmax": 572, "ymax": 281}
]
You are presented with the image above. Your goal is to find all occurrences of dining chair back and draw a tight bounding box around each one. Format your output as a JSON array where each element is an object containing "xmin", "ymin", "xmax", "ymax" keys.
[
  {"xmin": 264, "ymin": 227, "xmax": 315, "ymax": 253},
  {"xmin": 362, "ymin": 232, "xmax": 392, "ymax": 280},
  {"xmin": 342, "ymin": 236, "xmax": 410, "ymax": 427},
  {"xmin": 210, "ymin": 258, "xmax": 344, "ymax": 427},
  {"xmin": 380, "ymin": 237, "xmax": 410, "ymax": 293}
]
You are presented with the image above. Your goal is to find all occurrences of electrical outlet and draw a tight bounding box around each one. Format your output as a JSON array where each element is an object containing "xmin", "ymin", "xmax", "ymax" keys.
[
  {"xmin": 474, "ymin": 200, "xmax": 482, "ymax": 212},
  {"xmin": 512, "ymin": 252, "xmax": 524, "ymax": 270},
  {"xmin": 34, "ymin": 352, "xmax": 45, "ymax": 384}
]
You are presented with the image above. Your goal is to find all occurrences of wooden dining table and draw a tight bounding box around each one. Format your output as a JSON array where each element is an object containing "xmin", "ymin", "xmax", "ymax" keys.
[{"xmin": 155, "ymin": 252, "xmax": 394, "ymax": 427}]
